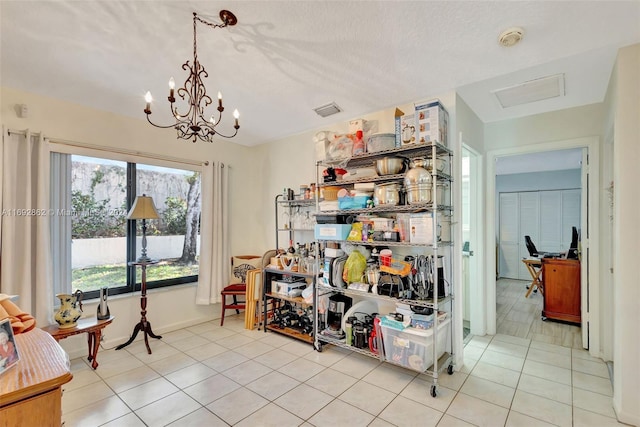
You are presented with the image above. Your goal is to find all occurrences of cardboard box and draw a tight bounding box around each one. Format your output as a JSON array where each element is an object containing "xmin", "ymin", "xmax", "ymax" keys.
[
  {"xmin": 314, "ymin": 224, "xmax": 352, "ymax": 240},
  {"xmin": 414, "ymin": 99, "xmax": 449, "ymax": 146},
  {"xmin": 272, "ymin": 280, "xmax": 307, "ymax": 295},
  {"xmin": 409, "ymin": 213, "xmax": 436, "ymax": 244},
  {"xmin": 395, "ymin": 108, "xmax": 416, "ymax": 147},
  {"xmin": 349, "ymin": 118, "xmax": 366, "ymax": 134}
]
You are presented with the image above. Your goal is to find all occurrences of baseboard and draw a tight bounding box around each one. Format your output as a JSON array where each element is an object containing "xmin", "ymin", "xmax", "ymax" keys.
[{"xmin": 613, "ymin": 401, "xmax": 640, "ymax": 426}]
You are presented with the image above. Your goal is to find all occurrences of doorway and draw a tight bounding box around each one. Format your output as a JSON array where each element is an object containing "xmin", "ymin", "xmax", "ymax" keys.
[
  {"xmin": 484, "ymin": 137, "xmax": 600, "ymax": 354},
  {"xmin": 462, "ymin": 144, "xmax": 483, "ymax": 337}
]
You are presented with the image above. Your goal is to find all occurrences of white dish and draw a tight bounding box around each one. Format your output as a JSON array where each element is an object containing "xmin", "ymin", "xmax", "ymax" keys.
[{"xmin": 342, "ymin": 300, "xmax": 379, "ymax": 332}]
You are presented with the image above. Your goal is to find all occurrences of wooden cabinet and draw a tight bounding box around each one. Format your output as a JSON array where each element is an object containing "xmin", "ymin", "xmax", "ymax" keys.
[
  {"xmin": 0, "ymin": 328, "xmax": 72, "ymax": 427},
  {"xmin": 542, "ymin": 258, "xmax": 581, "ymax": 324}
]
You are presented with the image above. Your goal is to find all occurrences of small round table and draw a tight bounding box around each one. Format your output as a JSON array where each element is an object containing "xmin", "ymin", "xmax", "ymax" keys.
[{"xmin": 42, "ymin": 316, "xmax": 114, "ymax": 369}]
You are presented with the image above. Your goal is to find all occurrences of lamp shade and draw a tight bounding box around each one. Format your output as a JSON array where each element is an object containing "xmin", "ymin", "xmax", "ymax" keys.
[{"xmin": 127, "ymin": 195, "xmax": 160, "ymax": 220}]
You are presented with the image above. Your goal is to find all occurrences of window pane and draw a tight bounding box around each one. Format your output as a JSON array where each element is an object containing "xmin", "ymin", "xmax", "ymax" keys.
[
  {"xmin": 71, "ymin": 155, "xmax": 128, "ymax": 293},
  {"xmin": 135, "ymin": 164, "xmax": 200, "ymax": 282}
]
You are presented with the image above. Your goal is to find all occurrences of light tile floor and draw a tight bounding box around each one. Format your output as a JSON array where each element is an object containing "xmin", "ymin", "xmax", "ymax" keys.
[{"xmin": 62, "ymin": 279, "xmax": 624, "ymax": 426}]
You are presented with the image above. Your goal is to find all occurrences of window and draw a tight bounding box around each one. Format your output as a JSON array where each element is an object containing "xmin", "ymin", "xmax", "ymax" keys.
[{"xmin": 51, "ymin": 153, "xmax": 201, "ymax": 300}]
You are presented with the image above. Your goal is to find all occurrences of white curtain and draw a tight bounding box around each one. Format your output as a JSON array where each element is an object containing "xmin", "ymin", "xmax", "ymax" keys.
[
  {"xmin": 196, "ymin": 161, "xmax": 229, "ymax": 304},
  {"xmin": 0, "ymin": 129, "xmax": 53, "ymax": 325}
]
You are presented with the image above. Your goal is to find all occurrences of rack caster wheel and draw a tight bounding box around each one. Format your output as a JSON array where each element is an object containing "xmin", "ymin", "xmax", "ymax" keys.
[
  {"xmin": 314, "ymin": 342, "xmax": 323, "ymax": 352},
  {"xmin": 430, "ymin": 385, "xmax": 437, "ymax": 397},
  {"xmin": 447, "ymin": 365, "xmax": 454, "ymax": 375},
  {"xmin": 541, "ymin": 315, "xmax": 547, "ymax": 321}
]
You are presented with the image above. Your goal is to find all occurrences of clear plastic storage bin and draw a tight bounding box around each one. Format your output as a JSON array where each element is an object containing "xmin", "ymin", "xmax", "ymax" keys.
[{"xmin": 381, "ymin": 317, "xmax": 451, "ymax": 372}]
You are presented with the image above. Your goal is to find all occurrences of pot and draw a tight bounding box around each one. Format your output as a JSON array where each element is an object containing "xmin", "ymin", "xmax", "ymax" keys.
[
  {"xmin": 405, "ymin": 184, "xmax": 431, "ymax": 205},
  {"xmin": 404, "ymin": 158, "xmax": 432, "ymax": 186},
  {"xmin": 405, "ymin": 182, "xmax": 449, "ymax": 205},
  {"xmin": 373, "ymin": 183, "xmax": 401, "ymax": 206},
  {"xmin": 375, "ymin": 157, "xmax": 405, "ymax": 176}
]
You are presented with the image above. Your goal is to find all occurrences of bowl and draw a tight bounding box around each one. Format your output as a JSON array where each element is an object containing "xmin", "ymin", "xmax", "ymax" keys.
[{"xmin": 375, "ymin": 157, "xmax": 405, "ymax": 176}]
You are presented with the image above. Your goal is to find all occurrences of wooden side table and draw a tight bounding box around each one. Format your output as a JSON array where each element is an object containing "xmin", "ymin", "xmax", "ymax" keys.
[{"xmin": 42, "ymin": 316, "xmax": 114, "ymax": 370}]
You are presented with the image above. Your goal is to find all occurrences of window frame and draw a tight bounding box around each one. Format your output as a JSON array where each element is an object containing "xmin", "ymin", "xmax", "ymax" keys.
[{"xmin": 50, "ymin": 143, "xmax": 202, "ymax": 300}]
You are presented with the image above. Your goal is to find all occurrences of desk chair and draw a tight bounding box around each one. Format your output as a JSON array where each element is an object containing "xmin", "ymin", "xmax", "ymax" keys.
[
  {"xmin": 220, "ymin": 255, "xmax": 261, "ymax": 326},
  {"xmin": 525, "ymin": 236, "xmax": 562, "ymax": 258}
]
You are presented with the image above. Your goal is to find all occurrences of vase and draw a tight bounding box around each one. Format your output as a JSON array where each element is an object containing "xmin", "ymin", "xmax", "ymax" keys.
[{"xmin": 54, "ymin": 290, "xmax": 83, "ymax": 329}]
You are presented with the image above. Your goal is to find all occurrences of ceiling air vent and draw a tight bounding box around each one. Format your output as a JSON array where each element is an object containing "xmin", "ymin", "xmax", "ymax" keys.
[
  {"xmin": 313, "ymin": 102, "xmax": 342, "ymax": 118},
  {"xmin": 493, "ymin": 74, "xmax": 565, "ymax": 108}
]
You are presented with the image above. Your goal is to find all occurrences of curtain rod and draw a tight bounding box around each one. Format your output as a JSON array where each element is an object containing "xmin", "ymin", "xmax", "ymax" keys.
[{"xmin": 7, "ymin": 129, "xmax": 210, "ymax": 167}]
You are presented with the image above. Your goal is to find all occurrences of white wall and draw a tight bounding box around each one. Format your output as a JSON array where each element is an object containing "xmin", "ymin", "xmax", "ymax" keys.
[
  {"xmin": 485, "ymin": 103, "xmax": 606, "ymax": 150},
  {"xmin": 72, "ymin": 235, "xmax": 200, "ymax": 268},
  {"xmin": 611, "ymin": 43, "xmax": 640, "ymax": 426}
]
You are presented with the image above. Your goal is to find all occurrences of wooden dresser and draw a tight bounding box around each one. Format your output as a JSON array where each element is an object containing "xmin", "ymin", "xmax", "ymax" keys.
[
  {"xmin": 0, "ymin": 328, "xmax": 73, "ymax": 427},
  {"xmin": 542, "ymin": 258, "xmax": 581, "ymax": 324}
]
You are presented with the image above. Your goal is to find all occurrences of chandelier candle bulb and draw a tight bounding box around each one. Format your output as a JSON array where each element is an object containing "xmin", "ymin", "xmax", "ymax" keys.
[
  {"xmin": 144, "ymin": 91, "xmax": 153, "ymax": 114},
  {"xmin": 233, "ymin": 109, "xmax": 239, "ymax": 128},
  {"xmin": 218, "ymin": 91, "xmax": 223, "ymax": 109},
  {"xmin": 168, "ymin": 77, "xmax": 175, "ymax": 101}
]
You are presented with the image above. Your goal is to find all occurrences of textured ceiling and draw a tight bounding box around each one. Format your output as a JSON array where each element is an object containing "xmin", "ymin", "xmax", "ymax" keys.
[{"xmin": 2, "ymin": 1, "xmax": 639, "ymax": 146}]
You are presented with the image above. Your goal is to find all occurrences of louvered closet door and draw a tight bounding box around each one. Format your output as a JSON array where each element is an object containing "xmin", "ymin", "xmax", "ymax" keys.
[
  {"xmin": 562, "ymin": 189, "xmax": 581, "ymax": 247},
  {"xmin": 539, "ymin": 191, "xmax": 563, "ymax": 252},
  {"xmin": 499, "ymin": 193, "xmax": 520, "ymax": 279},
  {"xmin": 499, "ymin": 189, "xmax": 581, "ymax": 280},
  {"xmin": 518, "ymin": 192, "xmax": 540, "ymax": 279}
]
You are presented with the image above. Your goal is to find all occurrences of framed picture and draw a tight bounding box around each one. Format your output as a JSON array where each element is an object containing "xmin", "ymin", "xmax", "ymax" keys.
[{"xmin": 0, "ymin": 318, "xmax": 20, "ymax": 374}]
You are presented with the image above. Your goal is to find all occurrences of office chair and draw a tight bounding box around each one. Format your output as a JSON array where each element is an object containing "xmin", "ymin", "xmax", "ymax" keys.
[
  {"xmin": 524, "ymin": 236, "xmax": 561, "ymax": 258},
  {"xmin": 524, "ymin": 236, "xmax": 541, "ymax": 257}
]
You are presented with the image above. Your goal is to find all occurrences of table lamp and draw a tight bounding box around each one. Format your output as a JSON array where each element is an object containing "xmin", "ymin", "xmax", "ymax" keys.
[{"xmin": 127, "ymin": 194, "xmax": 159, "ymax": 262}]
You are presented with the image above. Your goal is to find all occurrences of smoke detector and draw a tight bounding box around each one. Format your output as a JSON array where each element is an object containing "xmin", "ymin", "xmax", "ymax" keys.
[{"xmin": 498, "ymin": 27, "xmax": 524, "ymax": 47}]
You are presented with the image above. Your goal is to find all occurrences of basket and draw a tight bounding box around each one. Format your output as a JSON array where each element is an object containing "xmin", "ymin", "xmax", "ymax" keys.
[{"xmin": 323, "ymin": 186, "xmax": 341, "ymax": 201}]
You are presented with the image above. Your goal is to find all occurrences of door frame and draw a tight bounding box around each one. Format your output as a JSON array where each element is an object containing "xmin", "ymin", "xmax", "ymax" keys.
[
  {"xmin": 484, "ymin": 136, "xmax": 600, "ymax": 355},
  {"xmin": 462, "ymin": 143, "xmax": 485, "ymax": 335}
]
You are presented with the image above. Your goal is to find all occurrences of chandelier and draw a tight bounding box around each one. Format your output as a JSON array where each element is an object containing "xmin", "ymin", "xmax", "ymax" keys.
[{"xmin": 144, "ymin": 10, "xmax": 240, "ymax": 143}]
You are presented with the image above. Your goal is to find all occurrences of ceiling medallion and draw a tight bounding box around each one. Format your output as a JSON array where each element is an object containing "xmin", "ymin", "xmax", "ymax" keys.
[{"xmin": 144, "ymin": 10, "xmax": 240, "ymax": 143}]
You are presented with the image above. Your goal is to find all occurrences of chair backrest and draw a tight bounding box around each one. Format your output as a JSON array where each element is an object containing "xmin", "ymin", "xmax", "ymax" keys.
[
  {"xmin": 524, "ymin": 236, "xmax": 539, "ymax": 257},
  {"xmin": 230, "ymin": 255, "xmax": 261, "ymax": 284}
]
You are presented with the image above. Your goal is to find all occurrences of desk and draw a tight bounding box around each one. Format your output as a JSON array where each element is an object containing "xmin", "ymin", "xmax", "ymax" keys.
[
  {"xmin": 521, "ymin": 258, "xmax": 543, "ymax": 298},
  {"xmin": 42, "ymin": 316, "xmax": 114, "ymax": 369},
  {"xmin": 0, "ymin": 328, "xmax": 72, "ymax": 427},
  {"xmin": 542, "ymin": 258, "xmax": 581, "ymax": 324}
]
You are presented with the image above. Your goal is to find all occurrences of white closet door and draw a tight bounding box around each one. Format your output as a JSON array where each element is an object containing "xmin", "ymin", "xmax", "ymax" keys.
[
  {"xmin": 562, "ymin": 189, "xmax": 581, "ymax": 247},
  {"xmin": 518, "ymin": 192, "xmax": 540, "ymax": 279},
  {"xmin": 540, "ymin": 191, "xmax": 563, "ymax": 252},
  {"xmin": 499, "ymin": 193, "xmax": 519, "ymax": 279}
]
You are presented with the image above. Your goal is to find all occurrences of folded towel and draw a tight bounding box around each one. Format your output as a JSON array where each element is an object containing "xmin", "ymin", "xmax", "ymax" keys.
[{"xmin": 0, "ymin": 296, "xmax": 36, "ymax": 334}]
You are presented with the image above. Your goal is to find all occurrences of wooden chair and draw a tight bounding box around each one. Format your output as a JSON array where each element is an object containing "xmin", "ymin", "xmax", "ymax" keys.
[{"xmin": 220, "ymin": 255, "xmax": 260, "ymax": 326}]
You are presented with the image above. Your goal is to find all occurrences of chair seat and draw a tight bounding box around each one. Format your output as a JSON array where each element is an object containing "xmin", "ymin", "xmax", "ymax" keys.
[
  {"xmin": 220, "ymin": 254, "xmax": 262, "ymax": 326},
  {"xmin": 222, "ymin": 284, "xmax": 246, "ymax": 293}
]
